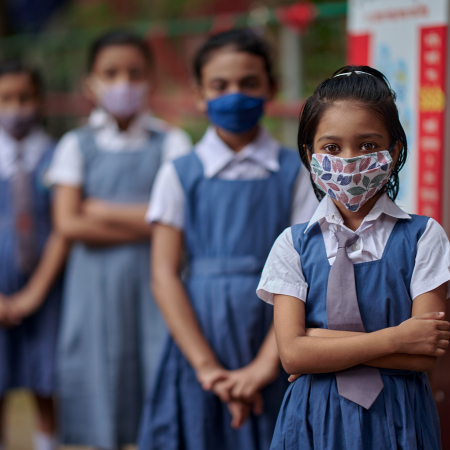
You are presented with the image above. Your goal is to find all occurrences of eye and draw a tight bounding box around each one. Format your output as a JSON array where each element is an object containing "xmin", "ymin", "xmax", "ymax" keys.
[
  {"xmin": 103, "ymin": 68, "xmax": 117, "ymax": 80},
  {"xmin": 361, "ymin": 142, "xmax": 376, "ymax": 152},
  {"xmin": 324, "ymin": 144, "xmax": 340, "ymax": 154},
  {"xmin": 210, "ymin": 81, "xmax": 226, "ymax": 92}
]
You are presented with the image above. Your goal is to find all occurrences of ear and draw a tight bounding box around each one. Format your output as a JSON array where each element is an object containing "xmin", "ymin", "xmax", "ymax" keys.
[
  {"xmin": 192, "ymin": 82, "xmax": 207, "ymax": 113},
  {"xmin": 82, "ymin": 74, "xmax": 97, "ymax": 104}
]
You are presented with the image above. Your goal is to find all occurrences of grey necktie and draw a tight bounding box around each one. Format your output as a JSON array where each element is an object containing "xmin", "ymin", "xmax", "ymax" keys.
[
  {"xmin": 326, "ymin": 230, "xmax": 384, "ymax": 409},
  {"xmin": 12, "ymin": 142, "xmax": 36, "ymax": 274}
]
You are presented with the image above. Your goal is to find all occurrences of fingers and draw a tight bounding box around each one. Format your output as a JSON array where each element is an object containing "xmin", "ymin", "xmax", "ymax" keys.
[
  {"xmin": 436, "ymin": 321, "xmax": 450, "ymax": 331},
  {"xmin": 437, "ymin": 339, "xmax": 449, "ymax": 349},
  {"xmin": 228, "ymin": 401, "xmax": 250, "ymax": 429},
  {"xmin": 251, "ymin": 392, "xmax": 264, "ymax": 416},
  {"xmin": 200, "ymin": 369, "xmax": 229, "ymax": 391},
  {"xmin": 415, "ymin": 312, "xmax": 445, "ymax": 320},
  {"xmin": 288, "ymin": 374, "xmax": 302, "ymax": 383}
]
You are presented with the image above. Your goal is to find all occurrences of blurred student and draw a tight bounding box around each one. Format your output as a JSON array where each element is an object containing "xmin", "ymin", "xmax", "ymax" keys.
[
  {"xmin": 138, "ymin": 29, "xmax": 318, "ymax": 450},
  {"xmin": 0, "ymin": 61, "xmax": 66, "ymax": 450},
  {"xmin": 46, "ymin": 30, "xmax": 192, "ymax": 448}
]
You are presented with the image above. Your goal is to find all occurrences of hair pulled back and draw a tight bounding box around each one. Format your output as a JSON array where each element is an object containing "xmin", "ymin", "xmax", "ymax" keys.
[
  {"xmin": 0, "ymin": 60, "xmax": 43, "ymax": 96},
  {"xmin": 298, "ymin": 65, "xmax": 407, "ymax": 202},
  {"xmin": 88, "ymin": 30, "xmax": 153, "ymax": 72},
  {"xmin": 192, "ymin": 28, "xmax": 276, "ymax": 87}
]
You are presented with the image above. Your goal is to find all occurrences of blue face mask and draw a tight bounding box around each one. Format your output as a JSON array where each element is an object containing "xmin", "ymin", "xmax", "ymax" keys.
[{"xmin": 206, "ymin": 93, "xmax": 265, "ymax": 133}]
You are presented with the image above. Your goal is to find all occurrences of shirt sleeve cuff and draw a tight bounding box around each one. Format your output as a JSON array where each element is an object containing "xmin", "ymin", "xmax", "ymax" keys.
[
  {"xmin": 256, "ymin": 278, "xmax": 307, "ymax": 305},
  {"xmin": 410, "ymin": 270, "xmax": 450, "ymax": 300}
]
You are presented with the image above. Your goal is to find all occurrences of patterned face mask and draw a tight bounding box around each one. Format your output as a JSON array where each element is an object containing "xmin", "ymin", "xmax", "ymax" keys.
[{"xmin": 310, "ymin": 150, "xmax": 394, "ymax": 212}]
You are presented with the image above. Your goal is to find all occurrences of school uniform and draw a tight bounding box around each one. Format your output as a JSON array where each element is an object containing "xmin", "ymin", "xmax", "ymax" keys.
[
  {"xmin": 138, "ymin": 126, "xmax": 318, "ymax": 450},
  {"xmin": 46, "ymin": 109, "xmax": 192, "ymax": 448},
  {"xmin": 0, "ymin": 126, "xmax": 60, "ymax": 396},
  {"xmin": 257, "ymin": 194, "xmax": 450, "ymax": 450}
]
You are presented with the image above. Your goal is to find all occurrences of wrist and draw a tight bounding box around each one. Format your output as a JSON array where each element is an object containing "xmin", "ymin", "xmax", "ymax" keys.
[
  {"xmin": 378, "ymin": 327, "xmax": 400, "ymax": 354},
  {"xmin": 194, "ymin": 358, "xmax": 222, "ymax": 376}
]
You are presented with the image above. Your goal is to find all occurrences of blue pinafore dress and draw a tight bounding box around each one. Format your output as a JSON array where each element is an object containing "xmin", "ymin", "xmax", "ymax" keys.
[
  {"xmin": 57, "ymin": 128, "xmax": 167, "ymax": 448},
  {"xmin": 139, "ymin": 148, "xmax": 300, "ymax": 450},
  {"xmin": 0, "ymin": 144, "xmax": 61, "ymax": 396},
  {"xmin": 271, "ymin": 216, "xmax": 441, "ymax": 450}
]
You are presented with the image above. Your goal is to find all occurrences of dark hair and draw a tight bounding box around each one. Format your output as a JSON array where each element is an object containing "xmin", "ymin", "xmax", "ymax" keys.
[
  {"xmin": 192, "ymin": 28, "xmax": 276, "ymax": 87},
  {"xmin": 88, "ymin": 30, "xmax": 153, "ymax": 72},
  {"xmin": 298, "ymin": 65, "xmax": 407, "ymax": 202},
  {"xmin": 0, "ymin": 60, "xmax": 43, "ymax": 96}
]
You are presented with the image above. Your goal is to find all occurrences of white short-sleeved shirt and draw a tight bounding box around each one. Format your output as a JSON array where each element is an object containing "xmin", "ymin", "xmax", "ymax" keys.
[
  {"xmin": 257, "ymin": 194, "xmax": 450, "ymax": 304},
  {"xmin": 0, "ymin": 126, "xmax": 52, "ymax": 179},
  {"xmin": 146, "ymin": 126, "xmax": 319, "ymax": 229},
  {"xmin": 46, "ymin": 108, "xmax": 192, "ymax": 186}
]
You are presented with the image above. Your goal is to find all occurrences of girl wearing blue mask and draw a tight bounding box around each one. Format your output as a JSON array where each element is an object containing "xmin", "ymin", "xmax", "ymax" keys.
[
  {"xmin": 0, "ymin": 61, "xmax": 67, "ymax": 450},
  {"xmin": 138, "ymin": 29, "xmax": 318, "ymax": 450},
  {"xmin": 257, "ymin": 66, "xmax": 450, "ymax": 449},
  {"xmin": 47, "ymin": 31, "xmax": 192, "ymax": 449}
]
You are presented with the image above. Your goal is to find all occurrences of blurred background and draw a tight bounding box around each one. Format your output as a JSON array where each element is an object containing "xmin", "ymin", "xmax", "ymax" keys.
[{"xmin": 0, "ymin": 0, "xmax": 449, "ymax": 448}]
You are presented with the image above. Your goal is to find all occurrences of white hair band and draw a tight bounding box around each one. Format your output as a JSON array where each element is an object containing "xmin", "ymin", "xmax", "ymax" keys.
[{"xmin": 334, "ymin": 71, "xmax": 374, "ymax": 78}]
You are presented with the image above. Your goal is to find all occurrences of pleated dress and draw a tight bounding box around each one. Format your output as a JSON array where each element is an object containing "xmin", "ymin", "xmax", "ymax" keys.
[
  {"xmin": 138, "ymin": 148, "xmax": 300, "ymax": 450},
  {"xmin": 270, "ymin": 216, "xmax": 441, "ymax": 450},
  {"xmin": 0, "ymin": 144, "xmax": 61, "ymax": 397},
  {"xmin": 57, "ymin": 128, "xmax": 167, "ymax": 448}
]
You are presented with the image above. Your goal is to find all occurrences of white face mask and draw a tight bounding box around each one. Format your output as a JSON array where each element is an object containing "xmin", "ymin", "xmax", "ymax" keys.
[
  {"xmin": 0, "ymin": 107, "xmax": 37, "ymax": 139},
  {"xmin": 310, "ymin": 150, "xmax": 394, "ymax": 212},
  {"xmin": 91, "ymin": 78, "xmax": 148, "ymax": 119}
]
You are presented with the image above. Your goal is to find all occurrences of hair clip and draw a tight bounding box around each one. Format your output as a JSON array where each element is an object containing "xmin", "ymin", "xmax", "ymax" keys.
[{"xmin": 334, "ymin": 71, "xmax": 374, "ymax": 78}]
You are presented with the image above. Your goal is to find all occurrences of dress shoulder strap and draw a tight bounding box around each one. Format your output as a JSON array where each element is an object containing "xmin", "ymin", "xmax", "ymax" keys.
[
  {"xmin": 277, "ymin": 147, "xmax": 302, "ymax": 186},
  {"xmin": 173, "ymin": 151, "xmax": 204, "ymax": 194},
  {"xmin": 73, "ymin": 126, "xmax": 98, "ymax": 161}
]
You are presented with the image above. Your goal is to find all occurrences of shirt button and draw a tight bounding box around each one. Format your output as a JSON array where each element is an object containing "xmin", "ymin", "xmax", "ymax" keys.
[{"xmin": 353, "ymin": 243, "xmax": 360, "ymax": 251}]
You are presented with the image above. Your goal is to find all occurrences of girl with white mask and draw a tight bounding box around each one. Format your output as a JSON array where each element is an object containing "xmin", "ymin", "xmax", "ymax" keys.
[
  {"xmin": 0, "ymin": 61, "xmax": 67, "ymax": 450},
  {"xmin": 46, "ymin": 30, "xmax": 192, "ymax": 449}
]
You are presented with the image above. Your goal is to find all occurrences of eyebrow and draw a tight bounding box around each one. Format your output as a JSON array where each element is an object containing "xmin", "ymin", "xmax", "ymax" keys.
[{"xmin": 317, "ymin": 133, "xmax": 385, "ymax": 142}]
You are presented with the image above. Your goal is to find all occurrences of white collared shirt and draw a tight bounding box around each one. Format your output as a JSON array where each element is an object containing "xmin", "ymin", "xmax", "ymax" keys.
[
  {"xmin": 146, "ymin": 126, "xmax": 319, "ymax": 229},
  {"xmin": 0, "ymin": 126, "xmax": 52, "ymax": 179},
  {"xmin": 257, "ymin": 194, "xmax": 450, "ymax": 304},
  {"xmin": 46, "ymin": 108, "xmax": 192, "ymax": 186}
]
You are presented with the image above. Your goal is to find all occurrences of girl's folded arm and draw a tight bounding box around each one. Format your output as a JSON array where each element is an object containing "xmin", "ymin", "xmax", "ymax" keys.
[
  {"xmin": 82, "ymin": 198, "xmax": 152, "ymax": 236},
  {"xmin": 274, "ymin": 292, "xmax": 450, "ymax": 375},
  {"xmin": 304, "ymin": 283, "xmax": 448, "ymax": 372},
  {"xmin": 54, "ymin": 185, "xmax": 145, "ymax": 244}
]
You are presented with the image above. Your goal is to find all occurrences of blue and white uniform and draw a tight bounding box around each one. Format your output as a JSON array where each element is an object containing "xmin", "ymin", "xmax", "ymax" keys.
[
  {"xmin": 139, "ymin": 126, "xmax": 318, "ymax": 450},
  {"xmin": 258, "ymin": 194, "xmax": 450, "ymax": 450},
  {"xmin": 46, "ymin": 109, "xmax": 192, "ymax": 449},
  {"xmin": 0, "ymin": 126, "xmax": 60, "ymax": 396}
]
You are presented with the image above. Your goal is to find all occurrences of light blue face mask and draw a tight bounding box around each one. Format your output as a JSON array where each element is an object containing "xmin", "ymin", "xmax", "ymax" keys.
[{"xmin": 206, "ymin": 92, "xmax": 265, "ymax": 133}]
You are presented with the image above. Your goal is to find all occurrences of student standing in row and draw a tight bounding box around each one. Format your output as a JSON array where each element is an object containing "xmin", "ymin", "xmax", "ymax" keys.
[
  {"xmin": 46, "ymin": 31, "xmax": 192, "ymax": 449},
  {"xmin": 0, "ymin": 61, "xmax": 67, "ymax": 450},
  {"xmin": 258, "ymin": 66, "xmax": 450, "ymax": 450},
  {"xmin": 139, "ymin": 29, "xmax": 318, "ymax": 450}
]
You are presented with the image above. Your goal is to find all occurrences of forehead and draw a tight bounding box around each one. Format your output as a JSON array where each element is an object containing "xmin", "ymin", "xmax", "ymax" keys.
[
  {"xmin": 93, "ymin": 44, "xmax": 148, "ymax": 69},
  {"xmin": 0, "ymin": 72, "xmax": 36, "ymax": 92},
  {"xmin": 316, "ymin": 101, "xmax": 388, "ymax": 137},
  {"xmin": 201, "ymin": 48, "xmax": 266, "ymax": 80}
]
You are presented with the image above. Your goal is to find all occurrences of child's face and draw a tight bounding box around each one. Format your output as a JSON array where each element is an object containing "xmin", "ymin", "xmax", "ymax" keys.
[
  {"xmin": 312, "ymin": 101, "xmax": 400, "ymax": 163},
  {"xmin": 0, "ymin": 72, "xmax": 40, "ymax": 113},
  {"xmin": 85, "ymin": 44, "xmax": 151, "ymax": 101},
  {"xmin": 195, "ymin": 48, "xmax": 274, "ymax": 112}
]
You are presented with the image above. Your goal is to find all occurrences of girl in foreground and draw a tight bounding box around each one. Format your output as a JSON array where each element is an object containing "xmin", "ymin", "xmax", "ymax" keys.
[
  {"xmin": 257, "ymin": 66, "xmax": 450, "ymax": 449},
  {"xmin": 0, "ymin": 61, "xmax": 66, "ymax": 450},
  {"xmin": 139, "ymin": 29, "xmax": 317, "ymax": 450},
  {"xmin": 47, "ymin": 31, "xmax": 191, "ymax": 448}
]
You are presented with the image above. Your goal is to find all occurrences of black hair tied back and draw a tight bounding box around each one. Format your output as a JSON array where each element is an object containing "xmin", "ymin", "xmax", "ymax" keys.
[
  {"xmin": 88, "ymin": 30, "xmax": 153, "ymax": 72},
  {"xmin": 192, "ymin": 28, "xmax": 276, "ymax": 87},
  {"xmin": 298, "ymin": 65, "xmax": 407, "ymax": 202}
]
